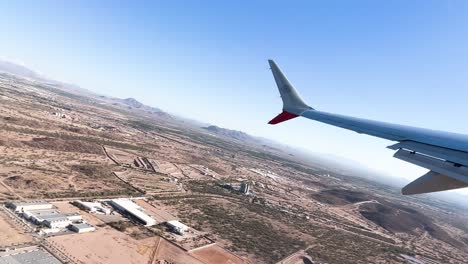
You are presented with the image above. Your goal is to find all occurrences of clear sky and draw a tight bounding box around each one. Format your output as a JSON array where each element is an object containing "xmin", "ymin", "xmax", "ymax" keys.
[{"xmin": 1, "ymin": 1, "xmax": 468, "ymax": 195}]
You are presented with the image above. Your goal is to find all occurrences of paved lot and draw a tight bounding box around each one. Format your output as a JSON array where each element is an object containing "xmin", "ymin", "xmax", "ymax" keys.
[{"xmin": 0, "ymin": 248, "xmax": 61, "ymax": 264}]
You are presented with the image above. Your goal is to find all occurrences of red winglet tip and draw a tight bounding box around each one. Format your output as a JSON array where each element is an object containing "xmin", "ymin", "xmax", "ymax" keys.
[{"xmin": 268, "ymin": 111, "xmax": 299, "ymax": 125}]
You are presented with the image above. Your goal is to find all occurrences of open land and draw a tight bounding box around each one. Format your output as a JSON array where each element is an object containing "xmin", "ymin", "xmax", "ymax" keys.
[
  {"xmin": 0, "ymin": 209, "xmax": 33, "ymax": 247},
  {"xmin": 0, "ymin": 72, "xmax": 467, "ymax": 264}
]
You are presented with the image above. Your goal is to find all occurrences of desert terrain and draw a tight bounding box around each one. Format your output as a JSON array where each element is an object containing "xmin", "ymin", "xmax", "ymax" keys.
[{"xmin": 0, "ymin": 70, "xmax": 467, "ymax": 264}]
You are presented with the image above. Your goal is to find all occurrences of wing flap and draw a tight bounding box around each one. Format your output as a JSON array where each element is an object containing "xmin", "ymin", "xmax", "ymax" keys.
[
  {"xmin": 394, "ymin": 149, "xmax": 468, "ymax": 194},
  {"xmin": 388, "ymin": 141, "xmax": 468, "ymax": 167},
  {"xmin": 393, "ymin": 149, "xmax": 468, "ymax": 184},
  {"xmin": 402, "ymin": 171, "xmax": 468, "ymax": 195}
]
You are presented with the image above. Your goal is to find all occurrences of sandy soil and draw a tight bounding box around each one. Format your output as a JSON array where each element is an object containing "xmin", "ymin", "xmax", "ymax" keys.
[
  {"xmin": 0, "ymin": 144, "xmax": 130, "ymax": 199},
  {"xmin": 48, "ymin": 226, "xmax": 156, "ymax": 264},
  {"xmin": 154, "ymin": 238, "xmax": 204, "ymax": 264},
  {"xmin": 190, "ymin": 244, "xmax": 249, "ymax": 264},
  {"xmin": 105, "ymin": 147, "xmax": 138, "ymax": 165},
  {"xmin": 0, "ymin": 212, "xmax": 33, "ymax": 247}
]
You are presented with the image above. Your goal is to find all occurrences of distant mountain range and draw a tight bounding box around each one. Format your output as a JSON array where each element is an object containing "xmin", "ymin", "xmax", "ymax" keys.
[
  {"xmin": 0, "ymin": 60, "xmax": 40, "ymax": 79},
  {"xmin": 118, "ymin": 97, "xmax": 165, "ymax": 114},
  {"xmin": 0, "ymin": 59, "xmax": 92, "ymax": 95},
  {"xmin": 122, "ymin": 98, "xmax": 144, "ymax": 108},
  {"xmin": 0, "ymin": 59, "xmax": 168, "ymax": 117},
  {"xmin": 202, "ymin": 125, "xmax": 253, "ymax": 141}
]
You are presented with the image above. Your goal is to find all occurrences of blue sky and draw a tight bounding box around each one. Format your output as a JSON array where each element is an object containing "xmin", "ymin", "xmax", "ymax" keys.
[{"xmin": 1, "ymin": 1, "xmax": 468, "ymax": 195}]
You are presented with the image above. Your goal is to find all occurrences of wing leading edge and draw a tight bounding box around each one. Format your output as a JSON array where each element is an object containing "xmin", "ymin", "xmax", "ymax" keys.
[{"xmin": 267, "ymin": 59, "xmax": 468, "ymax": 195}]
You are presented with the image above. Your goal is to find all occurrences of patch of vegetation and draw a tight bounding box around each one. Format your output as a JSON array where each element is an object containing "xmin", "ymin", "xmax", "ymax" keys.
[
  {"xmin": 40, "ymin": 189, "xmax": 140, "ymax": 199},
  {"xmin": 305, "ymin": 233, "xmax": 410, "ymax": 264},
  {"xmin": 70, "ymin": 164, "xmax": 114, "ymax": 178},
  {"xmin": 108, "ymin": 221, "xmax": 134, "ymax": 232},
  {"xmin": 178, "ymin": 198, "xmax": 305, "ymax": 263},
  {"xmin": 359, "ymin": 201, "xmax": 463, "ymax": 248},
  {"xmin": 24, "ymin": 137, "xmax": 103, "ymax": 154},
  {"xmin": 35, "ymin": 83, "xmax": 93, "ymax": 104},
  {"xmin": 2, "ymin": 125, "xmax": 146, "ymax": 151},
  {"xmin": 128, "ymin": 225, "xmax": 160, "ymax": 240},
  {"xmin": 185, "ymin": 180, "xmax": 242, "ymax": 197},
  {"xmin": 311, "ymin": 188, "xmax": 372, "ymax": 205},
  {"xmin": 177, "ymin": 185, "xmax": 409, "ymax": 263}
]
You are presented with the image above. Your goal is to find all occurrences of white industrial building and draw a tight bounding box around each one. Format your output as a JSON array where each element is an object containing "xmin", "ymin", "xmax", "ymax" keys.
[
  {"xmin": 65, "ymin": 213, "xmax": 82, "ymax": 221},
  {"xmin": 43, "ymin": 217, "xmax": 72, "ymax": 229},
  {"xmin": 73, "ymin": 200, "xmax": 111, "ymax": 215},
  {"xmin": 166, "ymin": 220, "xmax": 189, "ymax": 235},
  {"xmin": 36, "ymin": 213, "xmax": 81, "ymax": 229},
  {"xmin": 70, "ymin": 223, "xmax": 95, "ymax": 233},
  {"xmin": 19, "ymin": 207, "xmax": 83, "ymax": 230},
  {"xmin": 108, "ymin": 199, "xmax": 156, "ymax": 226},
  {"xmin": 7, "ymin": 201, "xmax": 53, "ymax": 213},
  {"xmin": 21, "ymin": 209, "xmax": 60, "ymax": 224},
  {"xmin": 23, "ymin": 210, "xmax": 82, "ymax": 227},
  {"xmin": 9, "ymin": 201, "xmax": 89, "ymax": 234}
]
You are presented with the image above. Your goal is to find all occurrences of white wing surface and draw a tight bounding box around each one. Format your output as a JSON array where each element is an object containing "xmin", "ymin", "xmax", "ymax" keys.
[{"xmin": 268, "ymin": 59, "xmax": 468, "ymax": 195}]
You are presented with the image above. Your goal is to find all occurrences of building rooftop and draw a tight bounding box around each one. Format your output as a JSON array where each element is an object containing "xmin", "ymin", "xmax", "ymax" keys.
[
  {"xmin": 77, "ymin": 201, "xmax": 101, "ymax": 207},
  {"xmin": 167, "ymin": 220, "xmax": 189, "ymax": 230},
  {"xmin": 71, "ymin": 223, "xmax": 94, "ymax": 229},
  {"xmin": 0, "ymin": 248, "xmax": 61, "ymax": 264},
  {"xmin": 29, "ymin": 209, "xmax": 60, "ymax": 217},
  {"xmin": 9, "ymin": 201, "xmax": 51, "ymax": 207},
  {"xmin": 75, "ymin": 201, "xmax": 109, "ymax": 211},
  {"xmin": 110, "ymin": 199, "xmax": 156, "ymax": 226},
  {"xmin": 42, "ymin": 216, "xmax": 70, "ymax": 222},
  {"xmin": 29, "ymin": 210, "xmax": 80, "ymax": 222}
]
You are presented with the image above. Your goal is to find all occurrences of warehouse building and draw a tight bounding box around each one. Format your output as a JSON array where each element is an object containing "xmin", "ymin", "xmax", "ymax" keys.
[
  {"xmin": 8, "ymin": 201, "xmax": 89, "ymax": 234},
  {"xmin": 7, "ymin": 201, "xmax": 53, "ymax": 213},
  {"xmin": 70, "ymin": 223, "xmax": 96, "ymax": 233},
  {"xmin": 73, "ymin": 200, "xmax": 111, "ymax": 215},
  {"xmin": 21, "ymin": 209, "xmax": 60, "ymax": 224},
  {"xmin": 24, "ymin": 210, "xmax": 82, "ymax": 227},
  {"xmin": 0, "ymin": 247, "xmax": 61, "ymax": 264},
  {"xmin": 18, "ymin": 207, "xmax": 83, "ymax": 232},
  {"xmin": 43, "ymin": 217, "xmax": 72, "ymax": 229},
  {"xmin": 166, "ymin": 220, "xmax": 189, "ymax": 235},
  {"xmin": 109, "ymin": 199, "xmax": 156, "ymax": 226}
]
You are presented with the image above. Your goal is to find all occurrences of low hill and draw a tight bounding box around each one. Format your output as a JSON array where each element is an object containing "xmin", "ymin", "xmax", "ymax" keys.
[
  {"xmin": 359, "ymin": 201, "xmax": 464, "ymax": 248},
  {"xmin": 310, "ymin": 188, "xmax": 373, "ymax": 205}
]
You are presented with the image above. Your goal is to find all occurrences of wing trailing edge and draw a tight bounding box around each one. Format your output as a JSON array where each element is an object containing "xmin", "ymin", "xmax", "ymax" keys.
[
  {"xmin": 402, "ymin": 171, "xmax": 468, "ymax": 195},
  {"xmin": 393, "ymin": 147, "xmax": 468, "ymax": 194}
]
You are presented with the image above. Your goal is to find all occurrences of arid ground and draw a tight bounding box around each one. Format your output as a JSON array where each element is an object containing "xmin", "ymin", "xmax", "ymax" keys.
[{"xmin": 0, "ymin": 72, "xmax": 467, "ymax": 264}]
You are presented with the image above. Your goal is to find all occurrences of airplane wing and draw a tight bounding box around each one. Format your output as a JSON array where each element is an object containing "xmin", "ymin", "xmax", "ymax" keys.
[{"xmin": 267, "ymin": 59, "xmax": 468, "ymax": 195}]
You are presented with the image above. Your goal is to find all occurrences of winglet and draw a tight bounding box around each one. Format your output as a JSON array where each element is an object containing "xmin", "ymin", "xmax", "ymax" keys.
[
  {"xmin": 268, "ymin": 111, "xmax": 299, "ymax": 124},
  {"xmin": 268, "ymin": 59, "xmax": 312, "ymax": 125}
]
